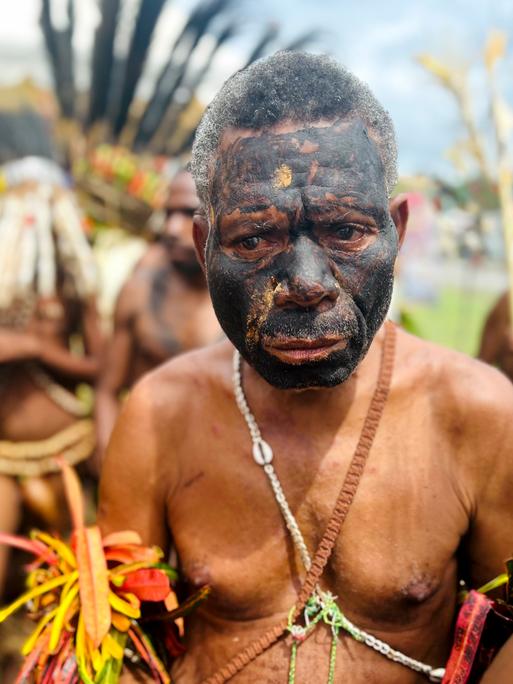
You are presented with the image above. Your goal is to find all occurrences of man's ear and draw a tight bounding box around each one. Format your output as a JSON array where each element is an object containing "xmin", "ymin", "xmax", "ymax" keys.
[
  {"xmin": 193, "ymin": 212, "xmax": 209, "ymax": 272},
  {"xmin": 389, "ymin": 194, "xmax": 409, "ymax": 248}
]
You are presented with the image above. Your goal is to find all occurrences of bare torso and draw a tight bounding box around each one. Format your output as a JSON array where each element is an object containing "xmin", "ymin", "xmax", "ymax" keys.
[
  {"xmin": 125, "ymin": 245, "xmax": 222, "ymax": 384},
  {"xmin": 100, "ymin": 325, "xmax": 513, "ymax": 683},
  {"xmin": 95, "ymin": 244, "xmax": 222, "ymax": 458}
]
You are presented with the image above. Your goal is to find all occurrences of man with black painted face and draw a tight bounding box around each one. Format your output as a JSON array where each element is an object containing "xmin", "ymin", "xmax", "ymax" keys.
[{"xmin": 99, "ymin": 53, "xmax": 513, "ymax": 683}]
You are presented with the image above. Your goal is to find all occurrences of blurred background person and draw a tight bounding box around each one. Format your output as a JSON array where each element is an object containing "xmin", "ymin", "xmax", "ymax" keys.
[
  {"xmin": 95, "ymin": 168, "xmax": 221, "ymax": 457},
  {"xmin": 478, "ymin": 291, "xmax": 513, "ymax": 381},
  {"xmin": 0, "ymin": 110, "xmax": 103, "ymax": 600}
]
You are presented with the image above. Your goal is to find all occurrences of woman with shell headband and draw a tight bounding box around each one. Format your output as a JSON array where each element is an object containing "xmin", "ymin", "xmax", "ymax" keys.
[{"xmin": 0, "ymin": 110, "xmax": 103, "ymax": 597}]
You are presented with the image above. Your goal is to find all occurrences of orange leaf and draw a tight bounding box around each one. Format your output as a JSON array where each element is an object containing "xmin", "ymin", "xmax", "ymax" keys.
[
  {"xmin": 111, "ymin": 612, "xmax": 132, "ymax": 632},
  {"xmin": 102, "ymin": 531, "xmax": 142, "ymax": 547},
  {"xmin": 164, "ymin": 590, "xmax": 179, "ymax": 613},
  {"xmin": 74, "ymin": 526, "xmax": 111, "ymax": 648},
  {"xmin": 121, "ymin": 569, "xmax": 170, "ymax": 602},
  {"xmin": 104, "ymin": 544, "xmax": 161, "ymax": 564},
  {"xmin": 58, "ymin": 460, "xmax": 84, "ymax": 530}
]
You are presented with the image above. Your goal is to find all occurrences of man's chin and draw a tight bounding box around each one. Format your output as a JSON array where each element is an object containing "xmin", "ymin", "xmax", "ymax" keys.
[{"xmin": 247, "ymin": 347, "xmax": 360, "ymax": 390}]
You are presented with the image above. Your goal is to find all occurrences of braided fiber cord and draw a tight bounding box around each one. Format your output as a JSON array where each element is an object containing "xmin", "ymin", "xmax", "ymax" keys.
[{"xmin": 203, "ymin": 322, "xmax": 397, "ymax": 684}]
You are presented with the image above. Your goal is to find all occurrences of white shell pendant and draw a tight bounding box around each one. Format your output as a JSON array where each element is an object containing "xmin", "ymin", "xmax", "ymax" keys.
[{"xmin": 252, "ymin": 439, "xmax": 273, "ymax": 466}]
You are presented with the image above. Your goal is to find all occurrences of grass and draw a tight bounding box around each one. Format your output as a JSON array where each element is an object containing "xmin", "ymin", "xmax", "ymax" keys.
[{"xmin": 401, "ymin": 286, "xmax": 498, "ymax": 357}]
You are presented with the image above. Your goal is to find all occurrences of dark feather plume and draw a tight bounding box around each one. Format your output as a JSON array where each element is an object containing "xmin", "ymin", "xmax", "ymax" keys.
[
  {"xmin": 87, "ymin": 0, "xmax": 122, "ymax": 128},
  {"xmin": 111, "ymin": 0, "xmax": 167, "ymax": 137},
  {"xmin": 40, "ymin": 0, "xmax": 76, "ymax": 119},
  {"xmin": 133, "ymin": 0, "xmax": 234, "ymax": 148}
]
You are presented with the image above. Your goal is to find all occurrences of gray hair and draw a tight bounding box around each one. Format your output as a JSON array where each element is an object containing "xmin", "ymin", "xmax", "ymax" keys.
[{"xmin": 191, "ymin": 51, "xmax": 398, "ymax": 207}]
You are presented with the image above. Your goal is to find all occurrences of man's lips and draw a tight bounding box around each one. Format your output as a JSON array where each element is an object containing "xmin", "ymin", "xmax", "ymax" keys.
[{"xmin": 262, "ymin": 335, "xmax": 348, "ymax": 364}]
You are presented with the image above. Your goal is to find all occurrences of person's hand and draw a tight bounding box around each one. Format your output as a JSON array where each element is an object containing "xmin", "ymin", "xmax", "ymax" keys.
[{"xmin": 0, "ymin": 328, "xmax": 40, "ymax": 363}]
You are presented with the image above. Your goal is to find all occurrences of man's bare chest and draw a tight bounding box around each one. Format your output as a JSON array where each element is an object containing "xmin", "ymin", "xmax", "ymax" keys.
[
  {"xmin": 133, "ymin": 284, "xmax": 217, "ymax": 361},
  {"xmin": 168, "ymin": 418, "xmax": 466, "ymax": 632}
]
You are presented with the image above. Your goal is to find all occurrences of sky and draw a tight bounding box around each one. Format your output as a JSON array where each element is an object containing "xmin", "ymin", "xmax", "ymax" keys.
[{"xmin": 0, "ymin": 0, "xmax": 512, "ymax": 180}]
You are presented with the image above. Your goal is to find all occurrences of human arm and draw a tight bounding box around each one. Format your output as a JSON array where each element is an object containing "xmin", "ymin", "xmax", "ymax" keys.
[
  {"xmin": 0, "ymin": 297, "xmax": 103, "ymax": 380},
  {"xmin": 464, "ymin": 368, "xmax": 513, "ymax": 586},
  {"xmin": 480, "ymin": 635, "xmax": 513, "ymax": 683},
  {"xmin": 97, "ymin": 373, "xmax": 173, "ymax": 551},
  {"xmin": 41, "ymin": 297, "xmax": 104, "ymax": 380},
  {"xmin": 458, "ymin": 366, "xmax": 513, "ymax": 676},
  {"xmin": 95, "ymin": 282, "xmax": 137, "ymax": 458}
]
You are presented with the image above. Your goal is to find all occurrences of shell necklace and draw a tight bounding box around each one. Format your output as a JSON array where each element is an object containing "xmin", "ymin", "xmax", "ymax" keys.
[{"xmin": 232, "ymin": 349, "xmax": 445, "ymax": 683}]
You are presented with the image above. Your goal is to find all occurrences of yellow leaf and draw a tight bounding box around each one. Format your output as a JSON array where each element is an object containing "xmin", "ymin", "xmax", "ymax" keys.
[
  {"xmin": 76, "ymin": 610, "xmax": 85, "ymax": 662},
  {"xmin": 108, "ymin": 591, "xmax": 140, "ymax": 619},
  {"xmin": 32, "ymin": 531, "xmax": 76, "ymax": 569},
  {"xmin": 0, "ymin": 572, "xmax": 74, "ymax": 622},
  {"xmin": 109, "ymin": 561, "xmax": 154, "ymax": 577},
  {"xmin": 21, "ymin": 607, "xmax": 58, "ymax": 656},
  {"xmin": 90, "ymin": 645, "xmax": 104, "ymax": 673},
  {"xmin": 49, "ymin": 581, "xmax": 79, "ymax": 652},
  {"xmin": 102, "ymin": 632, "xmax": 124, "ymax": 660},
  {"xmin": 75, "ymin": 526, "xmax": 111, "ymax": 648}
]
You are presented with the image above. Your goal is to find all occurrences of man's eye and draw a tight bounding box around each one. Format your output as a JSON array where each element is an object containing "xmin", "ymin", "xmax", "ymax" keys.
[
  {"xmin": 336, "ymin": 225, "xmax": 363, "ymax": 241},
  {"xmin": 240, "ymin": 236, "xmax": 262, "ymax": 250}
]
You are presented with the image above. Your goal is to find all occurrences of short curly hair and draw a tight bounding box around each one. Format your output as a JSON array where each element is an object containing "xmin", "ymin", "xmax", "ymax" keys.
[{"xmin": 191, "ymin": 51, "xmax": 398, "ymax": 208}]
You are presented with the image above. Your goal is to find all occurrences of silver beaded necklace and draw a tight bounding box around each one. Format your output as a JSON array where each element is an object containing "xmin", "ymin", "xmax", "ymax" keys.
[{"xmin": 232, "ymin": 349, "xmax": 445, "ymax": 683}]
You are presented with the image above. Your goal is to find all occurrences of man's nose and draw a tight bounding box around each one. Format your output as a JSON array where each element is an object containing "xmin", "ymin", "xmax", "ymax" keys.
[
  {"xmin": 165, "ymin": 211, "xmax": 189, "ymax": 238},
  {"xmin": 274, "ymin": 237, "xmax": 340, "ymax": 310}
]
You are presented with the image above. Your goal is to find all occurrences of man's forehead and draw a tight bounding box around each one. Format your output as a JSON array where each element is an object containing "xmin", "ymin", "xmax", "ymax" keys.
[
  {"xmin": 167, "ymin": 172, "xmax": 199, "ymax": 208},
  {"xmin": 211, "ymin": 118, "xmax": 388, "ymax": 214}
]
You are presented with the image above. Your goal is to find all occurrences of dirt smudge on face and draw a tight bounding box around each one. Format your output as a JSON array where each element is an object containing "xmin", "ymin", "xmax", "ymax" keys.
[
  {"xmin": 246, "ymin": 279, "xmax": 279, "ymax": 350},
  {"xmin": 273, "ymin": 164, "xmax": 293, "ymax": 189},
  {"xmin": 208, "ymin": 205, "xmax": 215, "ymax": 228}
]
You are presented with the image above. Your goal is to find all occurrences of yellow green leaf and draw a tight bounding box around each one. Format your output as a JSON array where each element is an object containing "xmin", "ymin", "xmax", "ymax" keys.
[
  {"xmin": 478, "ymin": 573, "xmax": 508, "ymax": 594},
  {"xmin": 90, "ymin": 644, "xmax": 105, "ymax": 673},
  {"xmin": 101, "ymin": 632, "xmax": 124, "ymax": 660}
]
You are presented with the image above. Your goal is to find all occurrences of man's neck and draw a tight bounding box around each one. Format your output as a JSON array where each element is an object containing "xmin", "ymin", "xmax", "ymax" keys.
[{"xmin": 172, "ymin": 261, "xmax": 208, "ymax": 289}]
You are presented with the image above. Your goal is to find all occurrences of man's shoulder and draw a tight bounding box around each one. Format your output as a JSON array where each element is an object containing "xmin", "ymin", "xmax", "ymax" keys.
[
  {"xmin": 128, "ymin": 340, "xmax": 233, "ymax": 417},
  {"xmin": 133, "ymin": 243, "xmax": 166, "ymax": 270},
  {"xmin": 395, "ymin": 326, "xmax": 513, "ymax": 425},
  {"xmin": 122, "ymin": 245, "xmax": 166, "ymax": 289}
]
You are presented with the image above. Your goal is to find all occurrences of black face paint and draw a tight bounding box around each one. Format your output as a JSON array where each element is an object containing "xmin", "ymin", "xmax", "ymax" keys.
[{"xmin": 206, "ymin": 119, "xmax": 398, "ymax": 389}]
